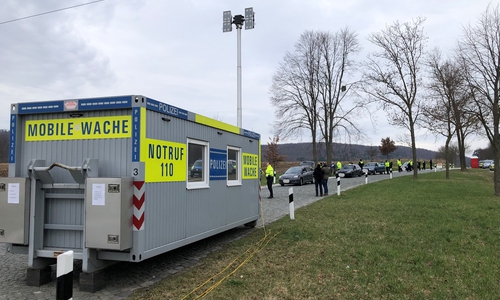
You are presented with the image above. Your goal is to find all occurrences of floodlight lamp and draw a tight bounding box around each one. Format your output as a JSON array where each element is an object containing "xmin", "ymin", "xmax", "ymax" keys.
[
  {"xmin": 245, "ymin": 7, "xmax": 254, "ymax": 30},
  {"xmin": 223, "ymin": 10, "xmax": 232, "ymax": 32},
  {"xmin": 233, "ymin": 15, "xmax": 244, "ymax": 26}
]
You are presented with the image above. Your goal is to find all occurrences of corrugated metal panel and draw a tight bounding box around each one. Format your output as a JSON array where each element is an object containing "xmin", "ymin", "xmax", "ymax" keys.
[
  {"xmin": 15, "ymin": 109, "xmax": 132, "ymax": 250},
  {"xmin": 11, "ymin": 100, "xmax": 260, "ymax": 259},
  {"xmin": 43, "ymin": 189, "xmax": 84, "ymax": 248},
  {"xmin": 143, "ymin": 109, "xmax": 260, "ymax": 252},
  {"xmin": 17, "ymin": 109, "xmax": 132, "ymax": 179}
]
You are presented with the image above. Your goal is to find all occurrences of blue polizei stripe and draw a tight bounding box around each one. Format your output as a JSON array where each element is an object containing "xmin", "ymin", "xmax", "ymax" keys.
[
  {"xmin": 132, "ymin": 107, "xmax": 141, "ymax": 162},
  {"xmin": 9, "ymin": 114, "xmax": 16, "ymax": 163},
  {"xmin": 18, "ymin": 101, "xmax": 64, "ymax": 114},
  {"xmin": 78, "ymin": 96, "xmax": 132, "ymax": 110},
  {"xmin": 145, "ymin": 98, "xmax": 188, "ymax": 120},
  {"xmin": 210, "ymin": 175, "xmax": 226, "ymax": 181},
  {"xmin": 243, "ymin": 129, "xmax": 261, "ymax": 140},
  {"xmin": 210, "ymin": 148, "xmax": 227, "ymax": 155},
  {"xmin": 209, "ymin": 148, "xmax": 227, "ymax": 180},
  {"xmin": 56, "ymin": 270, "xmax": 73, "ymax": 300}
]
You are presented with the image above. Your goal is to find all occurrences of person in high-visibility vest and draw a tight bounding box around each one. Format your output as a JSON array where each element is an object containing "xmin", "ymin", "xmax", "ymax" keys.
[
  {"xmin": 336, "ymin": 161, "xmax": 342, "ymax": 172},
  {"xmin": 265, "ymin": 162, "xmax": 274, "ymax": 199},
  {"xmin": 384, "ymin": 160, "xmax": 390, "ymax": 174},
  {"xmin": 397, "ymin": 159, "xmax": 402, "ymax": 172}
]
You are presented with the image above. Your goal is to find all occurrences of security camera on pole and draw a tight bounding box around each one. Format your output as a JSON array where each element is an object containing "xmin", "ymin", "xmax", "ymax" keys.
[{"xmin": 223, "ymin": 8, "xmax": 255, "ymax": 128}]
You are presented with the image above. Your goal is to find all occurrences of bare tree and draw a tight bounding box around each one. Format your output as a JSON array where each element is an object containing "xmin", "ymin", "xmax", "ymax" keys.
[
  {"xmin": 263, "ymin": 136, "xmax": 287, "ymax": 171},
  {"xmin": 270, "ymin": 29, "xmax": 363, "ymax": 165},
  {"xmin": 363, "ymin": 17, "xmax": 428, "ymax": 179},
  {"xmin": 0, "ymin": 130, "xmax": 8, "ymax": 163},
  {"xmin": 316, "ymin": 28, "xmax": 364, "ymax": 167},
  {"xmin": 424, "ymin": 50, "xmax": 480, "ymax": 175},
  {"xmin": 458, "ymin": 4, "xmax": 500, "ymax": 195},
  {"xmin": 365, "ymin": 145, "xmax": 378, "ymax": 161},
  {"xmin": 270, "ymin": 31, "xmax": 321, "ymax": 162}
]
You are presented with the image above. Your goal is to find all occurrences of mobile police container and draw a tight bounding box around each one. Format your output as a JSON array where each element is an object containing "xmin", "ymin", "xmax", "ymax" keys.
[{"xmin": 0, "ymin": 95, "xmax": 261, "ymax": 292}]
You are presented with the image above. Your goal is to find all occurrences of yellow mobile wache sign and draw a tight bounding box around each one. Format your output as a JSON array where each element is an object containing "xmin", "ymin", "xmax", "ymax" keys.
[
  {"xmin": 242, "ymin": 153, "xmax": 259, "ymax": 179},
  {"xmin": 25, "ymin": 116, "xmax": 132, "ymax": 141},
  {"xmin": 141, "ymin": 138, "xmax": 187, "ymax": 183}
]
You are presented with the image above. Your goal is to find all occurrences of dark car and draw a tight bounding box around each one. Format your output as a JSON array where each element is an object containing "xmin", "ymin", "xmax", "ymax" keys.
[
  {"xmin": 364, "ymin": 162, "xmax": 385, "ymax": 175},
  {"xmin": 190, "ymin": 159, "xmax": 203, "ymax": 177},
  {"xmin": 336, "ymin": 164, "xmax": 363, "ymax": 178},
  {"xmin": 299, "ymin": 161, "xmax": 315, "ymax": 168},
  {"xmin": 279, "ymin": 166, "xmax": 314, "ymax": 186}
]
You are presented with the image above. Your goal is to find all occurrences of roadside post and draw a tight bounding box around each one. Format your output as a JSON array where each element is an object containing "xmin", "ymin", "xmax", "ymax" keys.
[
  {"xmin": 289, "ymin": 187, "xmax": 294, "ymax": 220},
  {"xmin": 336, "ymin": 173, "xmax": 340, "ymax": 196},
  {"xmin": 56, "ymin": 250, "xmax": 74, "ymax": 300}
]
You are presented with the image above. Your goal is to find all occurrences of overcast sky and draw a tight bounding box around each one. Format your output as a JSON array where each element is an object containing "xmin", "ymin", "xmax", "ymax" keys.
[{"xmin": 0, "ymin": 0, "xmax": 496, "ymax": 154}]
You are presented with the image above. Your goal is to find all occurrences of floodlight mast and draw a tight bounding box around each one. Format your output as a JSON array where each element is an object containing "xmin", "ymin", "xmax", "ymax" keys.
[{"xmin": 222, "ymin": 8, "xmax": 254, "ymax": 128}]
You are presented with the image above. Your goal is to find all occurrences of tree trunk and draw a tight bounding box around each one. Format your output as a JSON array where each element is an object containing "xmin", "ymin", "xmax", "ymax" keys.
[
  {"xmin": 410, "ymin": 121, "xmax": 418, "ymax": 180},
  {"xmin": 456, "ymin": 127, "xmax": 467, "ymax": 171},
  {"xmin": 445, "ymin": 136, "xmax": 452, "ymax": 179}
]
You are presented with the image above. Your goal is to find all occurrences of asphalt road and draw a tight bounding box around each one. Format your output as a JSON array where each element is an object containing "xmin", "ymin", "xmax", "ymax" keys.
[{"xmin": 0, "ymin": 168, "xmax": 437, "ymax": 300}]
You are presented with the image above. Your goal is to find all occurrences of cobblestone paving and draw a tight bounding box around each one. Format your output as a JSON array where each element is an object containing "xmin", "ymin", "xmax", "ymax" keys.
[{"xmin": 0, "ymin": 170, "xmax": 431, "ymax": 299}]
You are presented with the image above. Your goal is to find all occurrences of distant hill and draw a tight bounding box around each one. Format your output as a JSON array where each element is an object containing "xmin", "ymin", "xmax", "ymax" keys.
[{"xmin": 262, "ymin": 142, "xmax": 438, "ymax": 163}]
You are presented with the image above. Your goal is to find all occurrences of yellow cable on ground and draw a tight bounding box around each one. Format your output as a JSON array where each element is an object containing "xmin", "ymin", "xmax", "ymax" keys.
[
  {"xmin": 194, "ymin": 230, "xmax": 281, "ymax": 299},
  {"xmin": 180, "ymin": 233, "xmax": 267, "ymax": 300},
  {"xmin": 181, "ymin": 186, "xmax": 278, "ymax": 300}
]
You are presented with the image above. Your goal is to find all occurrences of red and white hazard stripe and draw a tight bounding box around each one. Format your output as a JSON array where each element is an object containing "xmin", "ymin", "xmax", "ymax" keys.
[{"xmin": 133, "ymin": 181, "xmax": 145, "ymax": 231}]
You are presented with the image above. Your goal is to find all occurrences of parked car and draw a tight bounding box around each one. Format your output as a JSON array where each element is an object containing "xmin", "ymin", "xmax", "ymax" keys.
[
  {"xmin": 190, "ymin": 159, "xmax": 203, "ymax": 177},
  {"xmin": 299, "ymin": 161, "xmax": 315, "ymax": 168},
  {"xmin": 228, "ymin": 159, "xmax": 237, "ymax": 174},
  {"xmin": 483, "ymin": 160, "xmax": 493, "ymax": 169},
  {"xmin": 402, "ymin": 161, "xmax": 409, "ymax": 171},
  {"xmin": 364, "ymin": 162, "xmax": 386, "ymax": 175},
  {"xmin": 336, "ymin": 164, "xmax": 363, "ymax": 178},
  {"xmin": 279, "ymin": 166, "xmax": 314, "ymax": 186}
]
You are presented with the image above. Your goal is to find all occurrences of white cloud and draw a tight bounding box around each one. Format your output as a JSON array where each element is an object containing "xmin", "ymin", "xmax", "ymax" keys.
[{"xmin": 0, "ymin": 0, "xmax": 496, "ymax": 153}]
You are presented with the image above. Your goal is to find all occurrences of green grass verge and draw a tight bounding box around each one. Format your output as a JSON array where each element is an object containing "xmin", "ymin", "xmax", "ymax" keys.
[{"xmin": 130, "ymin": 169, "xmax": 500, "ymax": 299}]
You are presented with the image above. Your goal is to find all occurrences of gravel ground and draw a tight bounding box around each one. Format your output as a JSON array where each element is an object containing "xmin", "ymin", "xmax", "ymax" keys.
[{"xmin": 0, "ymin": 169, "xmax": 434, "ymax": 299}]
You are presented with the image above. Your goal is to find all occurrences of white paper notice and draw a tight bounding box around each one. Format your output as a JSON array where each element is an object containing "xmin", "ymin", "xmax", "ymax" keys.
[
  {"xmin": 92, "ymin": 184, "xmax": 106, "ymax": 206},
  {"xmin": 8, "ymin": 183, "xmax": 20, "ymax": 204}
]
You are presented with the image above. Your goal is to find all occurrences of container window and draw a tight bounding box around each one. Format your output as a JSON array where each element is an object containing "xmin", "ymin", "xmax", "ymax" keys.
[
  {"xmin": 187, "ymin": 139, "xmax": 209, "ymax": 189},
  {"xmin": 227, "ymin": 146, "xmax": 241, "ymax": 186}
]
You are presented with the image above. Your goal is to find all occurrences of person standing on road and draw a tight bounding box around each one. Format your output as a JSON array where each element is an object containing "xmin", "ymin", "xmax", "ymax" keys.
[
  {"xmin": 422, "ymin": 160, "xmax": 426, "ymax": 170},
  {"xmin": 430, "ymin": 159, "xmax": 433, "ymax": 170},
  {"xmin": 384, "ymin": 160, "xmax": 390, "ymax": 174},
  {"xmin": 313, "ymin": 164, "xmax": 324, "ymax": 197},
  {"xmin": 397, "ymin": 158, "xmax": 402, "ymax": 172},
  {"xmin": 265, "ymin": 162, "xmax": 274, "ymax": 199},
  {"xmin": 322, "ymin": 163, "xmax": 330, "ymax": 196},
  {"xmin": 358, "ymin": 159, "xmax": 364, "ymax": 171},
  {"xmin": 336, "ymin": 161, "xmax": 342, "ymax": 172},
  {"xmin": 330, "ymin": 162, "xmax": 335, "ymax": 175}
]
